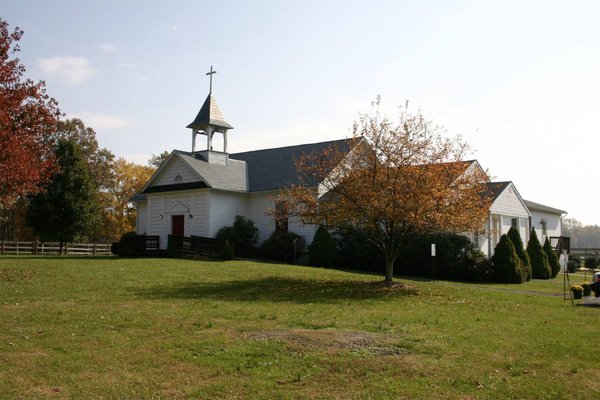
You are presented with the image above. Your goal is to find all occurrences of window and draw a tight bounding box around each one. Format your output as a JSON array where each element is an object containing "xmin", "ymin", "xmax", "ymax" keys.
[
  {"xmin": 275, "ymin": 201, "xmax": 288, "ymax": 233},
  {"xmin": 473, "ymin": 230, "xmax": 480, "ymax": 246},
  {"xmin": 511, "ymin": 218, "xmax": 518, "ymax": 229}
]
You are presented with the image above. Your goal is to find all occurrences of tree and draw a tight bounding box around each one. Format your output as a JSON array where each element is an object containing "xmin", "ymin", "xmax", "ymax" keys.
[
  {"xmin": 27, "ymin": 139, "xmax": 98, "ymax": 254},
  {"xmin": 54, "ymin": 118, "xmax": 115, "ymax": 191},
  {"xmin": 53, "ymin": 118, "xmax": 117, "ymax": 241},
  {"xmin": 543, "ymin": 238, "xmax": 561, "ymax": 278},
  {"xmin": 98, "ymin": 158, "xmax": 154, "ymax": 242},
  {"xmin": 148, "ymin": 151, "xmax": 170, "ymax": 168},
  {"xmin": 491, "ymin": 234, "xmax": 525, "ymax": 283},
  {"xmin": 507, "ymin": 226, "xmax": 532, "ymax": 281},
  {"xmin": 527, "ymin": 228, "xmax": 551, "ymax": 279},
  {"xmin": 0, "ymin": 19, "xmax": 61, "ymax": 209},
  {"xmin": 285, "ymin": 99, "xmax": 492, "ymax": 284}
]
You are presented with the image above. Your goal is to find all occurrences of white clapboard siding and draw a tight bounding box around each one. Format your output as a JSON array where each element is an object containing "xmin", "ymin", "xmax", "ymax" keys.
[
  {"xmin": 247, "ymin": 192, "xmax": 278, "ymax": 243},
  {"xmin": 152, "ymin": 156, "xmax": 199, "ymax": 186},
  {"xmin": 530, "ymin": 210, "xmax": 562, "ymax": 243},
  {"xmin": 136, "ymin": 201, "xmax": 148, "ymax": 235},
  {"xmin": 208, "ymin": 190, "xmax": 248, "ymax": 237},
  {"xmin": 489, "ymin": 184, "xmax": 529, "ymax": 218}
]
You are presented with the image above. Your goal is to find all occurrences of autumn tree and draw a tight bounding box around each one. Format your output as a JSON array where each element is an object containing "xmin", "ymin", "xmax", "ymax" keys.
[
  {"xmin": 102, "ymin": 158, "xmax": 154, "ymax": 239},
  {"xmin": 285, "ymin": 99, "xmax": 492, "ymax": 284},
  {"xmin": 27, "ymin": 139, "xmax": 98, "ymax": 254},
  {"xmin": 0, "ymin": 19, "xmax": 61, "ymax": 209}
]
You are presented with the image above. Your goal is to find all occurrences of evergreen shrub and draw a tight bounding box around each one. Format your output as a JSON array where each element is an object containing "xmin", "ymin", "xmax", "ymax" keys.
[
  {"xmin": 491, "ymin": 234, "xmax": 525, "ymax": 283},
  {"xmin": 567, "ymin": 260, "xmax": 579, "ymax": 273},
  {"xmin": 507, "ymin": 226, "xmax": 532, "ymax": 281},
  {"xmin": 219, "ymin": 240, "xmax": 235, "ymax": 260},
  {"xmin": 309, "ymin": 225, "xmax": 336, "ymax": 267},
  {"xmin": 584, "ymin": 256, "xmax": 599, "ymax": 270},
  {"xmin": 543, "ymin": 238, "xmax": 561, "ymax": 278},
  {"xmin": 333, "ymin": 230, "xmax": 384, "ymax": 273},
  {"xmin": 216, "ymin": 215, "xmax": 259, "ymax": 257},
  {"xmin": 395, "ymin": 232, "xmax": 491, "ymax": 282},
  {"xmin": 527, "ymin": 228, "xmax": 551, "ymax": 279},
  {"xmin": 112, "ymin": 232, "xmax": 137, "ymax": 257},
  {"xmin": 259, "ymin": 231, "xmax": 302, "ymax": 263}
]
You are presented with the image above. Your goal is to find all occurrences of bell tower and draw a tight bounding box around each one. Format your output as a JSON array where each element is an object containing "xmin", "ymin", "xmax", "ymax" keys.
[{"xmin": 186, "ymin": 66, "xmax": 233, "ymax": 156}]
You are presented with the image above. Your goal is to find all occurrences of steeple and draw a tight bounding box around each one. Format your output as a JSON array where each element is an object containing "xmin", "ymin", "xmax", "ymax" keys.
[{"xmin": 187, "ymin": 66, "xmax": 233, "ymax": 154}]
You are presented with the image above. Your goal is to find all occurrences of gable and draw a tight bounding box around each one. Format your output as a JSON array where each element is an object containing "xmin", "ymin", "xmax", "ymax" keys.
[
  {"xmin": 152, "ymin": 155, "xmax": 202, "ymax": 187},
  {"xmin": 489, "ymin": 182, "xmax": 530, "ymax": 218}
]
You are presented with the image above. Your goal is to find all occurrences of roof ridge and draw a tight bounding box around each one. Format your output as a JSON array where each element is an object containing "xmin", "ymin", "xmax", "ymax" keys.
[{"xmin": 231, "ymin": 137, "xmax": 355, "ymax": 156}]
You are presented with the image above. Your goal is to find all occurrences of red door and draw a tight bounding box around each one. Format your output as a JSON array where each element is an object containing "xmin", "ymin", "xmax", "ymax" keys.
[{"xmin": 172, "ymin": 215, "xmax": 185, "ymax": 237}]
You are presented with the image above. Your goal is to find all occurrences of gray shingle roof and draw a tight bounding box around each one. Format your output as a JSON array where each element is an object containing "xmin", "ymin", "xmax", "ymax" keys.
[
  {"xmin": 186, "ymin": 94, "xmax": 233, "ymax": 130},
  {"xmin": 485, "ymin": 181, "xmax": 511, "ymax": 200},
  {"xmin": 230, "ymin": 138, "xmax": 356, "ymax": 192},
  {"xmin": 175, "ymin": 151, "xmax": 247, "ymax": 191},
  {"xmin": 524, "ymin": 200, "xmax": 566, "ymax": 215}
]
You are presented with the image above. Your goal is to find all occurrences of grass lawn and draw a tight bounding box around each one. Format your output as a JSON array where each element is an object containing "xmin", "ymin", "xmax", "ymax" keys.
[{"xmin": 1, "ymin": 256, "xmax": 598, "ymax": 399}]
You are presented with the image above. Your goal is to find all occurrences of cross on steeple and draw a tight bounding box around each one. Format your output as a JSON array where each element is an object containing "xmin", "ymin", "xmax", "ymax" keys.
[{"xmin": 206, "ymin": 65, "xmax": 216, "ymax": 93}]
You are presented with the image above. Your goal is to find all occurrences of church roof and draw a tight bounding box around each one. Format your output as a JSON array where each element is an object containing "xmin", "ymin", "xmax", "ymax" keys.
[
  {"xmin": 524, "ymin": 199, "xmax": 567, "ymax": 215},
  {"xmin": 174, "ymin": 151, "xmax": 247, "ymax": 191},
  {"xmin": 484, "ymin": 181, "xmax": 512, "ymax": 200},
  {"xmin": 186, "ymin": 93, "xmax": 233, "ymax": 130},
  {"xmin": 230, "ymin": 138, "xmax": 357, "ymax": 192}
]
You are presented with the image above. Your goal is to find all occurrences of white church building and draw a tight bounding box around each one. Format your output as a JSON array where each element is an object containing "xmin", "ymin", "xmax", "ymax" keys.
[{"xmin": 131, "ymin": 79, "xmax": 567, "ymax": 257}]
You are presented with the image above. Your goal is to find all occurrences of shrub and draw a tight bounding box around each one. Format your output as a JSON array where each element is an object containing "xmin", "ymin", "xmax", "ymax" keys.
[
  {"xmin": 491, "ymin": 234, "xmax": 525, "ymax": 283},
  {"xmin": 584, "ymin": 256, "xmax": 599, "ymax": 270},
  {"xmin": 507, "ymin": 227, "xmax": 532, "ymax": 281},
  {"xmin": 333, "ymin": 229, "xmax": 384, "ymax": 273},
  {"xmin": 219, "ymin": 240, "xmax": 235, "ymax": 260},
  {"xmin": 309, "ymin": 225, "xmax": 336, "ymax": 267},
  {"xmin": 259, "ymin": 231, "xmax": 302, "ymax": 263},
  {"xmin": 216, "ymin": 215, "xmax": 259, "ymax": 257},
  {"xmin": 396, "ymin": 232, "xmax": 492, "ymax": 282},
  {"xmin": 527, "ymin": 228, "xmax": 551, "ymax": 279},
  {"xmin": 543, "ymin": 238, "xmax": 561, "ymax": 278},
  {"xmin": 567, "ymin": 260, "xmax": 579, "ymax": 273},
  {"xmin": 113, "ymin": 232, "xmax": 137, "ymax": 257}
]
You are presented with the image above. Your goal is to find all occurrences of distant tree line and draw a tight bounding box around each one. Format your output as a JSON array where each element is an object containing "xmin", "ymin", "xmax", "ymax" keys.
[{"xmin": 562, "ymin": 218, "xmax": 600, "ymax": 248}]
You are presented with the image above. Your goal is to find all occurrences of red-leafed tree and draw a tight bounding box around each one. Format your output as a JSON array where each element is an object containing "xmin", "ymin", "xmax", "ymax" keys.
[{"xmin": 0, "ymin": 19, "xmax": 61, "ymax": 209}]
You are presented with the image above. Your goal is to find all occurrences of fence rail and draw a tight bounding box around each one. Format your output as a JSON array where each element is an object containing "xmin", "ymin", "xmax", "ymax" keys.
[{"xmin": 0, "ymin": 241, "xmax": 112, "ymax": 256}]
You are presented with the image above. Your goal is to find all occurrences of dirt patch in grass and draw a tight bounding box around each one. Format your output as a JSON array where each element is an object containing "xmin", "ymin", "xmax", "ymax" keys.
[
  {"xmin": 0, "ymin": 268, "xmax": 34, "ymax": 281},
  {"xmin": 247, "ymin": 329, "xmax": 407, "ymax": 355}
]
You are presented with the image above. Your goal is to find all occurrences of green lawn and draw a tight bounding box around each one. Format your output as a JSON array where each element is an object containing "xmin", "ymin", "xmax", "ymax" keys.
[{"xmin": 1, "ymin": 256, "xmax": 598, "ymax": 399}]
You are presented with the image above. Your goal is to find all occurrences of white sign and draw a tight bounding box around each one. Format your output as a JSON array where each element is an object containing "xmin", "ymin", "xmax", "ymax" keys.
[{"xmin": 431, "ymin": 244, "xmax": 436, "ymax": 257}]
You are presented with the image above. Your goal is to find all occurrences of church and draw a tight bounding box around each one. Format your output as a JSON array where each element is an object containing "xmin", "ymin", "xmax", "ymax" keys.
[
  {"xmin": 131, "ymin": 70, "xmax": 353, "ymax": 251},
  {"xmin": 131, "ymin": 69, "xmax": 568, "ymax": 257}
]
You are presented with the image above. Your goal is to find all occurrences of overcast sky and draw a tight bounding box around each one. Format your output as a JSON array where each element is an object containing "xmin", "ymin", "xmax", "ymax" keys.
[{"xmin": 3, "ymin": 0, "xmax": 599, "ymax": 225}]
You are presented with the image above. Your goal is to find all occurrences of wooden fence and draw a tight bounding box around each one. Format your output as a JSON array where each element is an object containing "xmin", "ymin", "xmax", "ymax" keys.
[{"xmin": 0, "ymin": 241, "xmax": 112, "ymax": 256}]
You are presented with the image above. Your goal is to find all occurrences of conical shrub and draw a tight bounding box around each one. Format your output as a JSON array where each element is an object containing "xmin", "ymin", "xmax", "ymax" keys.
[
  {"xmin": 543, "ymin": 238, "xmax": 561, "ymax": 278},
  {"xmin": 507, "ymin": 226, "xmax": 532, "ymax": 281},
  {"xmin": 527, "ymin": 228, "xmax": 551, "ymax": 279},
  {"xmin": 309, "ymin": 225, "xmax": 336, "ymax": 267},
  {"xmin": 491, "ymin": 234, "xmax": 525, "ymax": 283}
]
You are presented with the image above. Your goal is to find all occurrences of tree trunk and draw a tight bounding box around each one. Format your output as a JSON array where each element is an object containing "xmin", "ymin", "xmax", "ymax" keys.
[
  {"xmin": 384, "ymin": 254, "xmax": 395, "ymax": 284},
  {"xmin": 59, "ymin": 241, "xmax": 64, "ymax": 255}
]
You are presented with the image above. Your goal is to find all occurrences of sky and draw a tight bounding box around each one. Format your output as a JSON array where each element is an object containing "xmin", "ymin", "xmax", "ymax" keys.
[{"xmin": 3, "ymin": 0, "xmax": 600, "ymax": 225}]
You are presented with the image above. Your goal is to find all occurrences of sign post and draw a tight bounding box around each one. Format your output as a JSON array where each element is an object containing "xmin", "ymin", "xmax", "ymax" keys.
[{"xmin": 431, "ymin": 243, "xmax": 436, "ymax": 282}]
